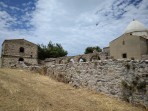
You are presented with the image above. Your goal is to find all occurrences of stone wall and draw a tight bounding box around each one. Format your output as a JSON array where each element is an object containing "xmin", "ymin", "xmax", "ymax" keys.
[
  {"xmin": 142, "ymin": 55, "xmax": 148, "ymax": 60},
  {"xmin": 2, "ymin": 39, "xmax": 38, "ymax": 58},
  {"xmin": 46, "ymin": 60, "xmax": 148, "ymax": 108},
  {"xmin": 110, "ymin": 34, "xmax": 148, "ymax": 60},
  {"xmin": 44, "ymin": 52, "xmax": 108, "ymax": 66},
  {"xmin": 2, "ymin": 57, "xmax": 38, "ymax": 67},
  {"xmin": 1, "ymin": 39, "xmax": 38, "ymax": 67}
]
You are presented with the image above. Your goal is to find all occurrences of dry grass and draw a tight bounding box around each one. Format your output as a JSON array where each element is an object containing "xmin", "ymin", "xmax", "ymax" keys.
[{"xmin": 0, "ymin": 68, "xmax": 146, "ymax": 111}]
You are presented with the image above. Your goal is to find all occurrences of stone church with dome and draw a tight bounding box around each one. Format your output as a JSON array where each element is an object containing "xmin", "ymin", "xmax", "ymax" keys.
[{"xmin": 109, "ymin": 20, "xmax": 148, "ymax": 60}]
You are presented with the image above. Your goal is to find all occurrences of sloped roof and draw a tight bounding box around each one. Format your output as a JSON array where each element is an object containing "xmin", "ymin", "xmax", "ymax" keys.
[{"xmin": 2, "ymin": 39, "xmax": 37, "ymax": 46}]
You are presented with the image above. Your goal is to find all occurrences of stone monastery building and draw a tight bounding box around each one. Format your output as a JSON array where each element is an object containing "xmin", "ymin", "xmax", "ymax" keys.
[
  {"xmin": 109, "ymin": 20, "xmax": 148, "ymax": 60},
  {"xmin": 1, "ymin": 39, "xmax": 38, "ymax": 67}
]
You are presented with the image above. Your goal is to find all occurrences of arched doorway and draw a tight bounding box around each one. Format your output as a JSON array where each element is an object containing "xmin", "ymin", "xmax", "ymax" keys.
[{"xmin": 19, "ymin": 57, "xmax": 24, "ymax": 61}]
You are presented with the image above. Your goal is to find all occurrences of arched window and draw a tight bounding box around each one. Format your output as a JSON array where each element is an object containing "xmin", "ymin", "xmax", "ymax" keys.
[
  {"xmin": 19, "ymin": 47, "xmax": 24, "ymax": 53},
  {"xmin": 19, "ymin": 58, "xmax": 24, "ymax": 61}
]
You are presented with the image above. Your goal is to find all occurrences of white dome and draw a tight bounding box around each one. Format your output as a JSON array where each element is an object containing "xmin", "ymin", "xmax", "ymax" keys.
[{"xmin": 124, "ymin": 20, "xmax": 147, "ymax": 33}]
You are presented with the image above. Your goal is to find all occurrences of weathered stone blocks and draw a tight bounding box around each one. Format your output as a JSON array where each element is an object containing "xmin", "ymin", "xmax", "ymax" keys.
[{"xmin": 47, "ymin": 60, "xmax": 148, "ymax": 108}]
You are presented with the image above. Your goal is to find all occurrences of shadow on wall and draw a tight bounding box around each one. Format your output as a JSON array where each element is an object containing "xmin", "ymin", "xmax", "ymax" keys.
[
  {"xmin": 78, "ymin": 57, "xmax": 87, "ymax": 62},
  {"xmin": 90, "ymin": 55, "xmax": 100, "ymax": 61},
  {"xmin": 59, "ymin": 58, "xmax": 65, "ymax": 64}
]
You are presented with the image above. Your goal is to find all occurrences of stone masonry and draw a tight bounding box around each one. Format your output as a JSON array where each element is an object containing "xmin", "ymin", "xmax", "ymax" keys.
[
  {"xmin": 46, "ymin": 60, "xmax": 148, "ymax": 108},
  {"xmin": 44, "ymin": 51, "xmax": 109, "ymax": 66},
  {"xmin": 1, "ymin": 39, "xmax": 38, "ymax": 67}
]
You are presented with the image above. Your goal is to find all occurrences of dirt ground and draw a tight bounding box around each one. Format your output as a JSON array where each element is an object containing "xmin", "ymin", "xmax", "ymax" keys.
[{"xmin": 0, "ymin": 68, "xmax": 146, "ymax": 111}]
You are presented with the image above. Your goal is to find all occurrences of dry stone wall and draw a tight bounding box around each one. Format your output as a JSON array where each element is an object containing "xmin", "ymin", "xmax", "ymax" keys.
[{"xmin": 47, "ymin": 60, "xmax": 148, "ymax": 108}]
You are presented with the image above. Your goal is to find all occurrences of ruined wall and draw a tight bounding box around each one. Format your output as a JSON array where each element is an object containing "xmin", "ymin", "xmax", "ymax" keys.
[
  {"xmin": 2, "ymin": 40, "xmax": 38, "ymax": 58},
  {"xmin": 47, "ymin": 60, "xmax": 148, "ymax": 108},
  {"xmin": 45, "ymin": 52, "xmax": 108, "ymax": 66},
  {"xmin": 1, "ymin": 39, "xmax": 38, "ymax": 67},
  {"xmin": 2, "ymin": 57, "xmax": 38, "ymax": 67},
  {"xmin": 103, "ymin": 47, "xmax": 110, "ymax": 56},
  {"xmin": 142, "ymin": 55, "xmax": 148, "ymax": 60},
  {"xmin": 2, "ymin": 57, "xmax": 18, "ymax": 67}
]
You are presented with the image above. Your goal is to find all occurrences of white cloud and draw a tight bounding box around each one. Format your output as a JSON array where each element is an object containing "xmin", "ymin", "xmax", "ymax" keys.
[{"xmin": 0, "ymin": 0, "xmax": 148, "ymax": 56}]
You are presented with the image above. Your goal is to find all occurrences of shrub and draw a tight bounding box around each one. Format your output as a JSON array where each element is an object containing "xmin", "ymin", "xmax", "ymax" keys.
[
  {"xmin": 121, "ymin": 80, "xmax": 134, "ymax": 92},
  {"xmin": 38, "ymin": 66, "xmax": 48, "ymax": 75},
  {"xmin": 56, "ymin": 74, "xmax": 69, "ymax": 83},
  {"xmin": 125, "ymin": 63, "xmax": 130, "ymax": 70},
  {"xmin": 122, "ymin": 80, "xmax": 128, "ymax": 88},
  {"xmin": 122, "ymin": 93, "xmax": 130, "ymax": 102},
  {"xmin": 137, "ymin": 81, "xmax": 146, "ymax": 90},
  {"xmin": 132, "ymin": 80, "xmax": 138, "ymax": 86}
]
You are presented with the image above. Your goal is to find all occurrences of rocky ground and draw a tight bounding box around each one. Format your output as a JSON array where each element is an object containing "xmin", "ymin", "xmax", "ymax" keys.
[{"xmin": 0, "ymin": 68, "xmax": 146, "ymax": 111}]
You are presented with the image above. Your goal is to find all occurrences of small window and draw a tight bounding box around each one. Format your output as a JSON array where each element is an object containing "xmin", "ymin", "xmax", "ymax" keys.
[
  {"xmin": 122, "ymin": 53, "xmax": 127, "ymax": 58},
  {"xmin": 122, "ymin": 40, "xmax": 125, "ymax": 45},
  {"xmin": 20, "ymin": 47, "xmax": 24, "ymax": 53}
]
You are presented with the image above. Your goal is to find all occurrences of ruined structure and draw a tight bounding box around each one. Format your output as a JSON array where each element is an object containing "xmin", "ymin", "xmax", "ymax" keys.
[
  {"xmin": 109, "ymin": 20, "xmax": 148, "ymax": 60},
  {"xmin": 1, "ymin": 39, "xmax": 38, "ymax": 67},
  {"xmin": 1, "ymin": 20, "xmax": 147, "ymax": 108},
  {"xmin": 46, "ymin": 60, "xmax": 148, "ymax": 108},
  {"xmin": 44, "ymin": 51, "xmax": 109, "ymax": 66},
  {"xmin": 41, "ymin": 46, "xmax": 148, "ymax": 108}
]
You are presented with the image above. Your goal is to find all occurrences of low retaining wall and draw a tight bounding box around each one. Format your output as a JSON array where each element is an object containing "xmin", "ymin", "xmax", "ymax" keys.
[{"xmin": 47, "ymin": 60, "xmax": 148, "ymax": 108}]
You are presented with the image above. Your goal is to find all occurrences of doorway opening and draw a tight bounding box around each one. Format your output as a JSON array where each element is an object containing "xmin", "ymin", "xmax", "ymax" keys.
[{"xmin": 19, "ymin": 57, "xmax": 24, "ymax": 61}]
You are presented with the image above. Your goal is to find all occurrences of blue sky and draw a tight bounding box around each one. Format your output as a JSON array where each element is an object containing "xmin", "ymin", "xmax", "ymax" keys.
[{"xmin": 0, "ymin": 0, "xmax": 148, "ymax": 56}]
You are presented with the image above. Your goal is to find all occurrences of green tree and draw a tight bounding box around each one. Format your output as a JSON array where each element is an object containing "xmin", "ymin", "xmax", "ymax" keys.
[
  {"xmin": 38, "ymin": 41, "xmax": 68, "ymax": 60},
  {"xmin": 84, "ymin": 46, "xmax": 102, "ymax": 54}
]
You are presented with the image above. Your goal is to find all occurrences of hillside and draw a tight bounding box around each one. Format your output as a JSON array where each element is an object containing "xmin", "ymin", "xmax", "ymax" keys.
[{"xmin": 0, "ymin": 68, "xmax": 146, "ymax": 111}]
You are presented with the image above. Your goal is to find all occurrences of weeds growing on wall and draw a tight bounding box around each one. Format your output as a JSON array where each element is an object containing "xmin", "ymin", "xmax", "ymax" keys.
[
  {"xmin": 121, "ymin": 75, "xmax": 146, "ymax": 103},
  {"xmin": 38, "ymin": 66, "xmax": 48, "ymax": 75}
]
